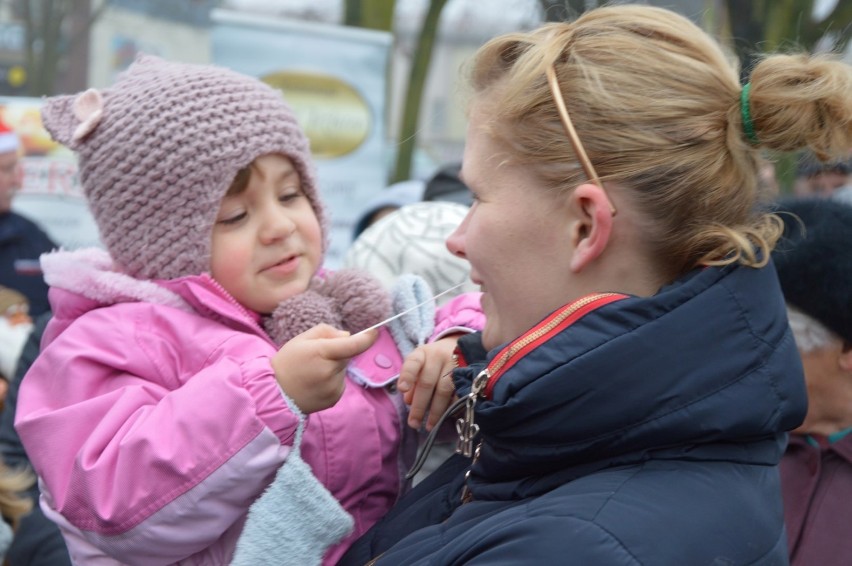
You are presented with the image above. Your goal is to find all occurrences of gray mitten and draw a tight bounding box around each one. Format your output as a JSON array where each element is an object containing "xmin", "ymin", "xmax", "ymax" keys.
[
  {"xmin": 231, "ymin": 400, "xmax": 353, "ymax": 566},
  {"xmin": 387, "ymin": 274, "xmax": 436, "ymax": 357}
]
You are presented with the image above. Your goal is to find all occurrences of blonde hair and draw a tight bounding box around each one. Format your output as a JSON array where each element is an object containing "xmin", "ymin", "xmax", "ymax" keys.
[
  {"xmin": 467, "ymin": 5, "xmax": 852, "ymax": 280},
  {"xmin": 0, "ymin": 460, "xmax": 33, "ymax": 530}
]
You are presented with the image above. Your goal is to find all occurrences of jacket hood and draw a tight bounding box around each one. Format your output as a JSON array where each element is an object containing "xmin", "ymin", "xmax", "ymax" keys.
[
  {"xmin": 455, "ymin": 262, "xmax": 807, "ymax": 497},
  {"xmin": 40, "ymin": 248, "xmax": 262, "ymax": 343},
  {"xmin": 41, "ymin": 248, "xmax": 192, "ymax": 312}
]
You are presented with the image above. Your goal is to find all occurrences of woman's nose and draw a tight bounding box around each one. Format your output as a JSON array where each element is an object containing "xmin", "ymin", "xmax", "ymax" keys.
[{"xmin": 446, "ymin": 222, "xmax": 467, "ymax": 259}]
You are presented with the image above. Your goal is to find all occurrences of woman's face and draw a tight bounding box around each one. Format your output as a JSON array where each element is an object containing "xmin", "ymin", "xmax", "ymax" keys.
[{"xmin": 447, "ymin": 108, "xmax": 579, "ymax": 351}]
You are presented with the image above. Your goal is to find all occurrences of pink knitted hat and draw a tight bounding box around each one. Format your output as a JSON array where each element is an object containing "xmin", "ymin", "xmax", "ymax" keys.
[{"xmin": 40, "ymin": 54, "xmax": 327, "ymax": 280}]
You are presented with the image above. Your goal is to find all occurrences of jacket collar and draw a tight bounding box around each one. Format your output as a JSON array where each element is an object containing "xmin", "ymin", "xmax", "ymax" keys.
[
  {"xmin": 41, "ymin": 247, "xmax": 264, "ymax": 337},
  {"xmin": 455, "ymin": 263, "xmax": 807, "ymax": 498}
]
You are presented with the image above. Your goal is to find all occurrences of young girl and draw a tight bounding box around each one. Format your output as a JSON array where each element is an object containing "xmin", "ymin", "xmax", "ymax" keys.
[{"xmin": 14, "ymin": 54, "xmax": 482, "ymax": 565}]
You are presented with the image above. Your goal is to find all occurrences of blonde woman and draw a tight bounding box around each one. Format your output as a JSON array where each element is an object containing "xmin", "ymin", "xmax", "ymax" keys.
[{"xmin": 343, "ymin": 4, "xmax": 852, "ymax": 564}]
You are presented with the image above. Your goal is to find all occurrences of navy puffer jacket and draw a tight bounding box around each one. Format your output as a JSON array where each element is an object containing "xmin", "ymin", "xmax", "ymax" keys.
[{"xmin": 342, "ymin": 262, "xmax": 806, "ymax": 566}]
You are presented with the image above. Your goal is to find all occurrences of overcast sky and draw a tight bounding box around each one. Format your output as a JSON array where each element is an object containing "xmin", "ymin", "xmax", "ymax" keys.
[
  {"xmin": 224, "ymin": 0, "xmax": 843, "ymax": 35},
  {"xmin": 223, "ymin": 0, "xmax": 542, "ymax": 37}
]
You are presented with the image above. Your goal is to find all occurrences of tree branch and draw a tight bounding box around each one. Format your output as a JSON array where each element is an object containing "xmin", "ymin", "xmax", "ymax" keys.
[{"xmin": 391, "ymin": 0, "xmax": 448, "ymax": 183}]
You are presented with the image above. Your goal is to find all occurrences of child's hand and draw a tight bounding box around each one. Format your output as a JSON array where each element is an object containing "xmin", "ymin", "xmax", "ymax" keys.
[
  {"xmin": 271, "ymin": 324, "xmax": 378, "ymax": 414},
  {"xmin": 398, "ymin": 336, "xmax": 460, "ymax": 431}
]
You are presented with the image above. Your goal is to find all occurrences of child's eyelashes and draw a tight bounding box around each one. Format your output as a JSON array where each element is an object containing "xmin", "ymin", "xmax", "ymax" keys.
[
  {"xmin": 217, "ymin": 211, "xmax": 246, "ymax": 225},
  {"xmin": 278, "ymin": 190, "xmax": 302, "ymax": 204},
  {"xmin": 215, "ymin": 183, "xmax": 305, "ymax": 228}
]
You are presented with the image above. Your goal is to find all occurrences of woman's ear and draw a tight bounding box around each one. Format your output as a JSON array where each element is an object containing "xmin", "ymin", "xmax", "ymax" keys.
[
  {"xmin": 838, "ymin": 343, "xmax": 852, "ymax": 372},
  {"xmin": 569, "ymin": 183, "xmax": 614, "ymax": 273}
]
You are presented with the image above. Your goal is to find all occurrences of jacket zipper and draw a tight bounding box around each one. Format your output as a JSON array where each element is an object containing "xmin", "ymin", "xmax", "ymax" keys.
[
  {"xmin": 204, "ymin": 275, "xmax": 270, "ymax": 339},
  {"xmin": 459, "ymin": 292, "xmax": 627, "ymax": 503},
  {"xmin": 482, "ymin": 292, "xmax": 627, "ymax": 399}
]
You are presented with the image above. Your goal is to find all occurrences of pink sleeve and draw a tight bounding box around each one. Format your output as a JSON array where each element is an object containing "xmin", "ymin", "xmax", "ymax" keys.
[
  {"xmin": 431, "ymin": 292, "xmax": 484, "ymax": 341},
  {"xmin": 15, "ymin": 306, "xmax": 297, "ymax": 563}
]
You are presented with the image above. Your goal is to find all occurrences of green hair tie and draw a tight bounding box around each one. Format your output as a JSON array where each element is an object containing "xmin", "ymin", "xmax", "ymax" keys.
[{"xmin": 740, "ymin": 82, "xmax": 759, "ymax": 145}]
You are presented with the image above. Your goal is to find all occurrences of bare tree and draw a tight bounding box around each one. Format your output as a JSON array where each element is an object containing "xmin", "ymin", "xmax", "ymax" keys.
[
  {"xmin": 20, "ymin": 0, "xmax": 113, "ymax": 95},
  {"xmin": 342, "ymin": 0, "xmax": 450, "ymax": 183},
  {"xmin": 391, "ymin": 0, "xmax": 448, "ymax": 183},
  {"xmin": 344, "ymin": 0, "xmax": 396, "ymax": 31},
  {"xmin": 538, "ymin": 0, "xmax": 597, "ymax": 22},
  {"xmin": 724, "ymin": 0, "xmax": 852, "ymax": 76}
]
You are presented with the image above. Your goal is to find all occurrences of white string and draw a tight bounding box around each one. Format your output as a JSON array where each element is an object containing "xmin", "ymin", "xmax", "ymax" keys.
[{"xmin": 355, "ymin": 282, "xmax": 466, "ymax": 335}]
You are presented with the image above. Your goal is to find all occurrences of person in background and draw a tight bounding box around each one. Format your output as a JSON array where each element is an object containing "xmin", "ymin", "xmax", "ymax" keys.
[
  {"xmin": 0, "ymin": 286, "xmax": 33, "ymax": 412},
  {"xmin": 344, "ymin": 201, "xmax": 478, "ymax": 305},
  {"xmin": 422, "ymin": 162, "xmax": 473, "ymax": 206},
  {"xmin": 833, "ymin": 183, "xmax": 852, "ymax": 204},
  {"xmin": 351, "ymin": 179, "xmax": 425, "ymax": 241},
  {"xmin": 758, "ymin": 158, "xmax": 780, "ymax": 194},
  {"xmin": 14, "ymin": 54, "xmax": 482, "ymax": 565},
  {"xmin": 0, "ymin": 456, "xmax": 33, "ymax": 562},
  {"xmin": 341, "ymin": 4, "xmax": 851, "ymax": 564},
  {"xmin": 0, "ymin": 119, "xmax": 55, "ymax": 318},
  {"xmin": 0, "ymin": 312, "xmax": 70, "ymax": 565},
  {"xmin": 771, "ymin": 198, "xmax": 852, "ymax": 566},
  {"xmin": 793, "ymin": 152, "xmax": 852, "ymax": 197},
  {"xmin": 351, "ymin": 158, "xmax": 477, "ymax": 244}
]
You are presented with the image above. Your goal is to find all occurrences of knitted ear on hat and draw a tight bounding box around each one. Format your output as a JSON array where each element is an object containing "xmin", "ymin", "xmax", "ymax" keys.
[
  {"xmin": 40, "ymin": 54, "xmax": 328, "ymax": 281},
  {"xmin": 771, "ymin": 197, "xmax": 852, "ymax": 344}
]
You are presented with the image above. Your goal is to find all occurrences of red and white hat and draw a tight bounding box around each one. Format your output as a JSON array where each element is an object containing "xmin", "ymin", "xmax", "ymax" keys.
[{"xmin": 0, "ymin": 119, "xmax": 19, "ymax": 154}]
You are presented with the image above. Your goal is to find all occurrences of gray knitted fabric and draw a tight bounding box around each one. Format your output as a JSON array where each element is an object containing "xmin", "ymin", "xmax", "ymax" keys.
[{"xmin": 40, "ymin": 54, "xmax": 327, "ymax": 280}]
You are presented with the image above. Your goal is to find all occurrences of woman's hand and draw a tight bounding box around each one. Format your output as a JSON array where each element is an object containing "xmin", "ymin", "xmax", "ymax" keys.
[
  {"xmin": 271, "ymin": 324, "xmax": 378, "ymax": 414},
  {"xmin": 398, "ymin": 336, "xmax": 461, "ymax": 431}
]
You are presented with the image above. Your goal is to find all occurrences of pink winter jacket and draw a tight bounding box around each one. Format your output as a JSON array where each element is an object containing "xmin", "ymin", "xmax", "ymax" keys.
[{"xmin": 15, "ymin": 249, "xmax": 483, "ymax": 565}]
